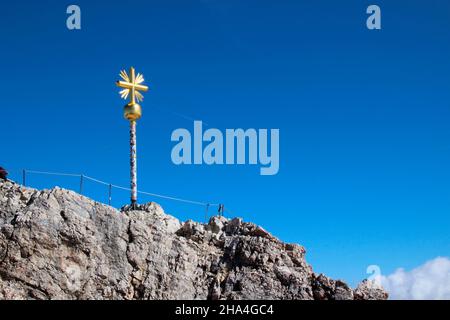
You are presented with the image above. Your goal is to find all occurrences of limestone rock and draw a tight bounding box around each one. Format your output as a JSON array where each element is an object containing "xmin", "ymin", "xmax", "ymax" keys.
[
  {"xmin": 0, "ymin": 180, "xmax": 388, "ymax": 300},
  {"xmin": 354, "ymin": 279, "xmax": 389, "ymax": 300}
]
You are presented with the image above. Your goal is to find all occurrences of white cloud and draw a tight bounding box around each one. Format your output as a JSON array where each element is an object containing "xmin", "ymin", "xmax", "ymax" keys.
[{"xmin": 379, "ymin": 257, "xmax": 450, "ymax": 300}]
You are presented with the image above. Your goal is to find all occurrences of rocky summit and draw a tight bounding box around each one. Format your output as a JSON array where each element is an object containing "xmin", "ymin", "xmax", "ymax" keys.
[{"xmin": 0, "ymin": 180, "xmax": 387, "ymax": 300}]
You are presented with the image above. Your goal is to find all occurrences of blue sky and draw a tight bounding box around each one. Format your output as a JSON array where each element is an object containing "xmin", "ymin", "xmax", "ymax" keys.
[{"xmin": 1, "ymin": 0, "xmax": 449, "ymax": 287}]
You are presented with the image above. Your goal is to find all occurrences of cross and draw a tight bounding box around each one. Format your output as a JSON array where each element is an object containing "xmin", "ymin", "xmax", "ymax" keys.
[
  {"xmin": 116, "ymin": 67, "xmax": 149, "ymax": 104},
  {"xmin": 115, "ymin": 66, "xmax": 149, "ymax": 208}
]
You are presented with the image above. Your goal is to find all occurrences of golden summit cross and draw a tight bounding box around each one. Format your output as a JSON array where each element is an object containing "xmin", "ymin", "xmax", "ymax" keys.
[
  {"xmin": 116, "ymin": 67, "xmax": 149, "ymax": 105},
  {"xmin": 116, "ymin": 67, "xmax": 149, "ymax": 208}
]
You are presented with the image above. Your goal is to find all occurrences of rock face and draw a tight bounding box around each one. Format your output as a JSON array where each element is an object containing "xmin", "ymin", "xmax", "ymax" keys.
[{"xmin": 0, "ymin": 180, "xmax": 387, "ymax": 300}]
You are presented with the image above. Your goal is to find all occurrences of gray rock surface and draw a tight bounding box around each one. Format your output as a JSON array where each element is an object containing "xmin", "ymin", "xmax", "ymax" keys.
[{"xmin": 0, "ymin": 180, "xmax": 387, "ymax": 300}]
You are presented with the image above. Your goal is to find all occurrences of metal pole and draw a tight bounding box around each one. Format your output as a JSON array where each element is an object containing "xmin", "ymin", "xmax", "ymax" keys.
[
  {"xmin": 205, "ymin": 204, "xmax": 210, "ymax": 223},
  {"xmin": 130, "ymin": 120, "xmax": 138, "ymax": 206},
  {"xmin": 22, "ymin": 169, "xmax": 26, "ymax": 186},
  {"xmin": 108, "ymin": 184, "xmax": 112, "ymax": 206},
  {"xmin": 80, "ymin": 174, "xmax": 84, "ymax": 194}
]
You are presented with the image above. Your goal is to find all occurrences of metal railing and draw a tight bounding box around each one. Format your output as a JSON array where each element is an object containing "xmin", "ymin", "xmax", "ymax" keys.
[{"xmin": 14, "ymin": 169, "xmax": 227, "ymax": 222}]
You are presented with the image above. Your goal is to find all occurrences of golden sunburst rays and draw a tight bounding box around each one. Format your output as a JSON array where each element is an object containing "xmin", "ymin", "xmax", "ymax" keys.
[
  {"xmin": 134, "ymin": 90, "xmax": 144, "ymax": 102},
  {"xmin": 135, "ymin": 72, "xmax": 144, "ymax": 84},
  {"xmin": 119, "ymin": 69, "xmax": 130, "ymax": 82},
  {"xmin": 117, "ymin": 67, "xmax": 149, "ymax": 103},
  {"xmin": 119, "ymin": 88, "xmax": 129, "ymax": 100}
]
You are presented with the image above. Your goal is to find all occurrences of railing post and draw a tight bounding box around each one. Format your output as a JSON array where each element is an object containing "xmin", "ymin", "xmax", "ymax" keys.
[
  {"xmin": 218, "ymin": 204, "xmax": 224, "ymax": 216},
  {"xmin": 205, "ymin": 203, "xmax": 210, "ymax": 223},
  {"xmin": 108, "ymin": 184, "xmax": 112, "ymax": 205},
  {"xmin": 80, "ymin": 174, "xmax": 84, "ymax": 194}
]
